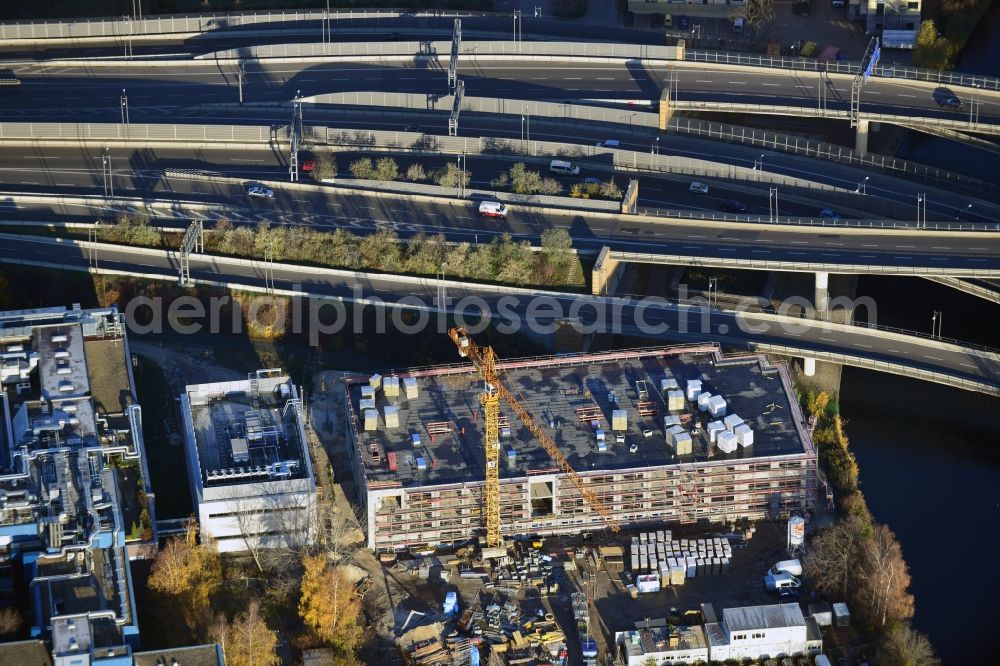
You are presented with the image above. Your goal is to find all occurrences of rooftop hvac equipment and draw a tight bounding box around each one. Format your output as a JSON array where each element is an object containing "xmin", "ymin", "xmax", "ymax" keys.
[
  {"xmin": 595, "ymin": 429, "xmax": 606, "ymax": 442},
  {"xmin": 734, "ymin": 423, "xmax": 754, "ymax": 447},
  {"xmin": 361, "ymin": 385, "xmax": 375, "ymax": 400},
  {"xmin": 359, "ymin": 398, "xmax": 376, "ymax": 411},
  {"xmin": 686, "ymin": 379, "xmax": 702, "ymax": 401},
  {"xmin": 707, "ymin": 420, "xmax": 726, "ymax": 443},
  {"xmin": 667, "ymin": 390, "xmax": 685, "ymax": 412},
  {"xmin": 674, "ymin": 431, "xmax": 692, "ymax": 455},
  {"xmin": 53, "ymin": 349, "xmax": 69, "ymax": 359},
  {"xmin": 369, "ymin": 373, "xmax": 382, "ymax": 390},
  {"xmin": 403, "ymin": 377, "xmax": 418, "ymax": 398},
  {"xmin": 723, "ymin": 414, "xmax": 743, "ymax": 431},
  {"xmin": 664, "ymin": 415, "xmax": 681, "ymax": 428},
  {"xmin": 58, "ymin": 381, "xmax": 74, "ymax": 393},
  {"xmin": 716, "ymin": 431, "xmax": 738, "ymax": 454},
  {"xmin": 697, "ymin": 392, "xmax": 711, "ymax": 412},
  {"xmin": 415, "ymin": 457, "xmax": 427, "ymax": 470},
  {"xmin": 363, "ymin": 409, "xmax": 378, "ymax": 431},
  {"xmin": 500, "ymin": 426, "xmax": 511, "ymax": 438},
  {"xmin": 597, "ymin": 439, "xmax": 607, "ymax": 452},
  {"xmin": 506, "ymin": 448, "xmax": 516, "ymax": 463},
  {"xmin": 708, "ymin": 395, "xmax": 727, "ymax": 417},
  {"xmin": 383, "ymin": 406, "xmax": 399, "ymax": 429},
  {"xmin": 384, "ymin": 376, "xmax": 400, "ymax": 397},
  {"xmin": 612, "ymin": 409, "xmax": 627, "ymax": 431},
  {"xmin": 51, "ymin": 333, "xmax": 68, "ymax": 343},
  {"xmin": 411, "ymin": 433, "xmax": 421, "ymax": 447},
  {"xmin": 230, "ymin": 437, "xmax": 249, "ymax": 463}
]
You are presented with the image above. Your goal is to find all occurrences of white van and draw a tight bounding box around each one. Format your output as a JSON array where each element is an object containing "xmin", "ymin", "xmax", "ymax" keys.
[
  {"xmin": 549, "ymin": 159, "xmax": 580, "ymax": 176},
  {"xmin": 770, "ymin": 559, "xmax": 803, "ymax": 577},
  {"xmin": 764, "ymin": 571, "xmax": 801, "ymax": 590},
  {"xmin": 732, "ymin": 17, "xmax": 745, "ymax": 33},
  {"xmin": 596, "ymin": 140, "xmax": 620, "ymax": 148},
  {"xmin": 478, "ymin": 201, "xmax": 508, "ymax": 218}
]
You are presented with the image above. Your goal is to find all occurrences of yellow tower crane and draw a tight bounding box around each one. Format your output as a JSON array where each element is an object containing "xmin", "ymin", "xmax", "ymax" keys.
[{"xmin": 448, "ymin": 326, "xmax": 621, "ymax": 548}]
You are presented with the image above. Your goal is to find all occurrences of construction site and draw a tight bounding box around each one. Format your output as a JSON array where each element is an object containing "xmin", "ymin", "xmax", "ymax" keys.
[{"xmin": 343, "ymin": 338, "xmax": 820, "ymax": 553}]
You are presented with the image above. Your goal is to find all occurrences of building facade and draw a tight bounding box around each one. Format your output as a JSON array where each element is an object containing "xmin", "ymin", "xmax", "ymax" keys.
[
  {"xmin": 852, "ymin": 0, "xmax": 922, "ymax": 48},
  {"xmin": 179, "ymin": 370, "xmax": 316, "ymax": 554}
]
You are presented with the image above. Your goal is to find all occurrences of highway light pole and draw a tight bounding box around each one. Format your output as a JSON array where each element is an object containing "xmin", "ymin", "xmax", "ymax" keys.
[
  {"xmin": 768, "ymin": 187, "xmax": 779, "ymax": 222},
  {"xmin": 123, "ymin": 15, "xmax": 133, "ymax": 60},
  {"xmin": 708, "ymin": 277, "xmax": 717, "ymax": 310},
  {"xmin": 969, "ymin": 84, "xmax": 980, "ymax": 128},
  {"xmin": 931, "ymin": 310, "xmax": 943, "ymax": 339},
  {"xmin": 120, "ymin": 89, "xmax": 129, "ymax": 125},
  {"xmin": 513, "ymin": 10, "xmax": 521, "ymax": 52},
  {"xmin": 238, "ymin": 59, "xmax": 245, "ymax": 104},
  {"xmin": 955, "ymin": 203, "xmax": 973, "ymax": 222},
  {"xmin": 753, "ymin": 153, "xmax": 764, "ymax": 170},
  {"xmin": 856, "ymin": 176, "xmax": 869, "ymax": 195},
  {"xmin": 102, "ymin": 148, "xmax": 114, "ymax": 200},
  {"xmin": 916, "ymin": 193, "xmax": 926, "ymax": 229}
]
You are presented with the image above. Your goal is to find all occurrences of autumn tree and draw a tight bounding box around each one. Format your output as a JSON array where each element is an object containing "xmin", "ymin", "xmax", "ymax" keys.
[
  {"xmin": 212, "ymin": 600, "xmax": 280, "ymax": 666},
  {"xmin": 298, "ymin": 554, "xmax": 363, "ymax": 661},
  {"xmin": 147, "ymin": 520, "xmax": 222, "ymax": 634},
  {"xmin": 804, "ymin": 514, "xmax": 870, "ymax": 598},
  {"xmin": 858, "ymin": 523, "xmax": 915, "ymax": 629},
  {"xmin": 311, "ymin": 153, "xmax": 337, "ymax": 182},
  {"xmin": 876, "ymin": 625, "xmax": 939, "ymax": 666},
  {"xmin": 0, "ymin": 607, "xmax": 22, "ymax": 637}
]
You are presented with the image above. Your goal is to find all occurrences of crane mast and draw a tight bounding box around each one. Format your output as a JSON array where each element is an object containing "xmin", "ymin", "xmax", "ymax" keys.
[{"xmin": 448, "ymin": 327, "xmax": 621, "ymax": 545}]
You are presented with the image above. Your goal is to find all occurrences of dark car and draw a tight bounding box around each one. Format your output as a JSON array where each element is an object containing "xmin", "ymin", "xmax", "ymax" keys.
[
  {"xmin": 778, "ymin": 587, "xmax": 801, "ymax": 599},
  {"xmin": 677, "ymin": 15, "xmax": 690, "ymax": 31},
  {"xmin": 940, "ymin": 95, "xmax": 963, "ymax": 111},
  {"xmin": 720, "ymin": 200, "xmax": 747, "ymax": 213},
  {"xmin": 650, "ymin": 14, "xmax": 665, "ymax": 29}
]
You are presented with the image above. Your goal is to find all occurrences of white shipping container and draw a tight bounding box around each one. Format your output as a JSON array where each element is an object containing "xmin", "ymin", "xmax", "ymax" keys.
[
  {"xmin": 717, "ymin": 431, "xmax": 738, "ymax": 453},
  {"xmin": 707, "ymin": 420, "xmax": 726, "ymax": 443},
  {"xmin": 612, "ymin": 409, "xmax": 628, "ymax": 431},
  {"xmin": 735, "ymin": 423, "xmax": 754, "ymax": 447},
  {"xmin": 361, "ymin": 385, "xmax": 375, "ymax": 399},
  {"xmin": 359, "ymin": 398, "xmax": 376, "ymax": 411},
  {"xmin": 383, "ymin": 376, "xmax": 400, "ymax": 397},
  {"xmin": 697, "ymin": 392, "xmax": 712, "ymax": 411},
  {"xmin": 723, "ymin": 413, "xmax": 744, "ymax": 431},
  {"xmin": 383, "ymin": 406, "xmax": 399, "ymax": 428},
  {"xmin": 369, "ymin": 373, "xmax": 382, "ymax": 390},
  {"xmin": 674, "ymin": 432, "xmax": 692, "ymax": 455},
  {"xmin": 664, "ymin": 415, "xmax": 681, "ymax": 428},
  {"xmin": 363, "ymin": 409, "xmax": 378, "ymax": 431},
  {"xmin": 403, "ymin": 377, "xmax": 419, "ymax": 398},
  {"xmin": 708, "ymin": 395, "xmax": 727, "ymax": 417},
  {"xmin": 686, "ymin": 379, "xmax": 702, "ymax": 401},
  {"xmin": 667, "ymin": 390, "xmax": 685, "ymax": 411}
]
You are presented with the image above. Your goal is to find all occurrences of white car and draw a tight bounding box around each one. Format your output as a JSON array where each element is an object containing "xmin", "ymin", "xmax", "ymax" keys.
[
  {"xmin": 689, "ymin": 181, "xmax": 709, "ymax": 195},
  {"xmin": 247, "ymin": 185, "xmax": 274, "ymax": 199},
  {"xmin": 478, "ymin": 201, "xmax": 508, "ymax": 218}
]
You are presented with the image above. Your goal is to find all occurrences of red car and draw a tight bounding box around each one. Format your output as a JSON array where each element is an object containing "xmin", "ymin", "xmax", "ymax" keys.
[{"xmin": 301, "ymin": 159, "xmax": 316, "ymax": 172}]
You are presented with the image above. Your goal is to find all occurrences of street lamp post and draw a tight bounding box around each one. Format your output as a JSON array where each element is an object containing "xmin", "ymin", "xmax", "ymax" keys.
[
  {"xmin": 768, "ymin": 187, "xmax": 779, "ymax": 222},
  {"xmin": 856, "ymin": 176, "xmax": 869, "ymax": 195},
  {"xmin": 753, "ymin": 153, "xmax": 765, "ymax": 171},
  {"xmin": 120, "ymin": 89, "xmax": 129, "ymax": 125},
  {"xmin": 708, "ymin": 277, "xmax": 717, "ymax": 309},
  {"xmin": 931, "ymin": 310, "xmax": 943, "ymax": 339},
  {"xmin": 916, "ymin": 193, "xmax": 926, "ymax": 229},
  {"xmin": 955, "ymin": 203, "xmax": 973, "ymax": 222}
]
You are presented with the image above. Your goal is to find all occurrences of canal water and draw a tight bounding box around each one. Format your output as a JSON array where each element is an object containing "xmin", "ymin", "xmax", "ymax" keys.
[{"xmin": 842, "ymin": 276, "xmax": 1000, "ymax": 662}]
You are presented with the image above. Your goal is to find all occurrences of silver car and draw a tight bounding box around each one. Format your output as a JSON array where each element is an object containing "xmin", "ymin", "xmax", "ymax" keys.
[{"xmin": 247, "ymin": 185, "xmax": 274, "ymax": 199}]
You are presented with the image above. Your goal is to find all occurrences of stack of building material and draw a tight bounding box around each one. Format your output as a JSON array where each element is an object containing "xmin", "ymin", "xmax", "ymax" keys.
[
  {"xmin": 660, "ymin": 378, "xmax": 679, "ymax": 396},
  {"xmin": 708, "ymin": 395, "xmax": 727, "ymax": 417},
  {"xmin": 697, "ymin": 392, "xmax": 712, "ymax": 411},
  {"xmin": 674, "ymin": 431, "xmax": 692, "ymax": 455},
  {"xmin": 360, "ymin": 397, "xmax": 376, "ymax": 411},
  {"xmin": 664, "ymin": 415, "xmax": 681, "ymax": 429},
  {"xmin": 723, "ymin": 414, "xmax": 744, "ymax": 432},
  {"xmin": 612, "ymin": 409, "xmax": 627, "ymax": 431},
  {"xmin": 707, "ymin": 420, "xmax": 726, "ymax": 443},
  {"xmin": 686, "ymin": 379, "xmax": 702, "ymax": 401},
  {"xmin": 403, "ymin": 377, "xmax": 419, "ymax": 399},
  {"xmin": 717, "ymin": 430, "xmax": 738, "ymax": 453},
  {"xmin": 369, "ymin": 373, "xmax": 383, "ymax": 390},
  {"xmin": 384, "ymin": 376, "xmax": 400, "ymax": 397},
  {"xmin": 384, "ymin": 406, "xmax": 400, "ymax": 428},
  {"xmin": 363, "ymin": 409, "xmax": 378, "ymax": 430},
  {"xmin": 666, "ymin": 390, "xmax": 685, "ymax": 411},
  {"xmin": 734, "ymin": 423, "xmax": 754, "ymax": 447},
  {"xmin": 361, "ymin": 385, "xmax": 376, "ymax": 400}
]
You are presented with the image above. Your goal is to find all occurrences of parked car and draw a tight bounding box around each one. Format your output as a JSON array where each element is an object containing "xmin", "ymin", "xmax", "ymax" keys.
[
  {"xmin": 301, "ymin": 159, "xmax": 316, "ymax": 172},
  {"xmin": 720, "ymin": 199, "xmax": 746, "ymax": 213},
  {"xmin": 478, "ymin": 201, "xmax": 508, "ymax": 218},
  {"xmin": 596, "ymin": 139, "xmax": 620, "ymax": 148},
  {"xmin": 403, "ymin": 124, "xmax": 421, "ymax": 132},
  {"xmin": 778, "ymin": 587, "xmax": 801, "ymax": 599},
  {"xmin": 677, "ymin": 15, "xmax": 689, "ymax": 30},
  {"xmin": 689, "ymin": 181, "xmax": 709, "ymax": 195},
  {"xmin": 820, "ymin": 208, "xmax": 842, "ymax": 221},
  {"xmin": 247, "ymin": 185, "xmax": 274, "ymax": 199},
  {"xmin": 549, "ymin": 159, "xmax": 580, "ymax": 176},
  {"xmin": 664, "ymin": 14, "xmax": 673, "ymax": 29},
  {"xmin": 629, "ymin": 442, "xmax": 639, "ymax": 454}
]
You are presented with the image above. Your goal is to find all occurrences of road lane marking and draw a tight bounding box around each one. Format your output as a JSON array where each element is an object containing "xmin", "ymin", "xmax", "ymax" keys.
[
  {"xmin": 790, "ymin": 240, "xmax": 809, "ymax": 244},
  {"xmin": 728, "ymin": 81, "xmax": 747, "ymax": 85},
  {"xmin": 931, "ymin": 258, "xmax": 948, "ymax": 261},
  {"xmin": 897, "ymin": 93, "xmax": 916, "ymax": 98},
  {"xmin": 960, "ymin": 362, "xmax": 977, "ymax": 368},
  {"xmin": 822, "ymin": 253, "xmax": 840, "ymax": 256},
  {"xmin": 895, "ymin": 244, "xmax": 915, "ymax": 248},
  {"xmin": 893, "ymin": 256, "xmax": 912, "ymax": 259},
  {"xmin": 820, "ymin": 337, "xmax": 836, "ymax": 342},
  {"xmin": 861, "ymin": 244, "xmax": 878, "ymax": 247},
  {"xmin": 859, "ymin": 255, "xmax": 877, "ymax": 259},
  {"xmin": 751, "ymin": 249, "xmax": 769, "ymax": 253},
  {"xmin": 789, "ymin": 251, "xmax": 806, "ymax": 255},
  {"xmin": 923, "ymin": 355, "xmax": 944, "ymax": 361},
  {"xmin": 761, "ymin": 83, "xmax": 780, "ymax": 87},
  {"xmin": 931, "ymin": 246, "xmax": 951, "ymax": 250},
  {"xmin": 854, "ymin": 343, "xmax": 872, "ymax": 348}
]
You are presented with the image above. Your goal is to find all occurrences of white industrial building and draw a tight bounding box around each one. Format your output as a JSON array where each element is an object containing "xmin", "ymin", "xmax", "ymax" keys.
[
  {"xmin": 179, "ymin": 369, "xmax": 316, "ymax": 553},
  {"xmin": 617, "ymin": 603, "xmax": 822, "ymax": 664}
]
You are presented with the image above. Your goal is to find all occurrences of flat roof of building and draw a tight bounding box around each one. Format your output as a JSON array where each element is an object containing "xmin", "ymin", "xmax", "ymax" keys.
[
  {"xmin": 723, "ymin": 603, "xmax": 806, "ymax": 633},
  {"xmin": 350, "ymin": 347, "xmax": 811, "ymax": 488},
  {"xmin": 185, "ymin": 373, "xmax": 308, "ymax": 486}
]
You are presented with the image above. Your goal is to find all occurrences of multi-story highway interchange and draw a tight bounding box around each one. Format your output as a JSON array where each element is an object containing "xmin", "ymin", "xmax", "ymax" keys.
[{"xmin": 0, "ymin": 2, "xmax": 997, "ymax": 666}]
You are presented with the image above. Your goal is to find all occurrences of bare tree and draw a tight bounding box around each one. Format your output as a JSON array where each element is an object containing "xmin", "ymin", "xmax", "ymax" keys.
[
  {"xmin": 220, "ymin": 482, "xmax": 316, "ymax": 575},
  {"xmin": 858, "ymin": 523, "xmax": 915, "ymax": 629},
  {"xmin": 804, "ymin": 514, "xmax": 869, "ymax": 598},
  {"xmin": 876, "ymin": 625, "xmax": 939, "ymax": 666},
  {"xmin": 0, "ymin": 607, "xmax": 22, "ymax": 636},
  {"xmin": 732, "ymin": 0, "xmax": 774, "ymax": 39}
]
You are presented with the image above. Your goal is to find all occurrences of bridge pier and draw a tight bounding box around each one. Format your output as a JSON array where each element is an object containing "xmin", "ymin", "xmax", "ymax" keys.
[
  {"xmin": 591, "ymin": 246, "xmax": 624, "ymax": 296},
  {"xmin": 815, "ymin": 271, "xmax": 829, "ymax": 318},
  {"xmin": 854, "ymin": 119, "xmax": 870, "ymax": 154},
  {"xmin": 803, "ymin": 357, "xmax": 817, "ymax": 377}
]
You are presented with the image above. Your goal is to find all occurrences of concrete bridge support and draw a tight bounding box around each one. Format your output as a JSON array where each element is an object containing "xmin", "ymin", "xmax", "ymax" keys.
[
  {"xmin": 854, "ymin": 119, "xmax": 870, "ymax": 154},
  {"xmin": 804, "ymin": 271, "xmax": 831, "ymax": 376},
  {"xmin": 591, "ymin": 246, "xmax": 624, "ymax": 296}
]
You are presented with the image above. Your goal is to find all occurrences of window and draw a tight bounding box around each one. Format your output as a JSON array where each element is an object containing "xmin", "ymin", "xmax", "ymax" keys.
[{"xmin": 907, "ymin": 1, "xmax": 918, "ymax": 7}]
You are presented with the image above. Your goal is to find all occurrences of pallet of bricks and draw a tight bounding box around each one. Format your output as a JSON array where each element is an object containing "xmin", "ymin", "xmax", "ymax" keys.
[{"xmin": 629, "ymin": 530, "xmax": 732, "ymax": 587}]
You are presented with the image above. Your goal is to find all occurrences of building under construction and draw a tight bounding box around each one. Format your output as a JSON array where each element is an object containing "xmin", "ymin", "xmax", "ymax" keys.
[{"xmin": 344, "ymin": 344, "xmax": 819, "ymax": 551}]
